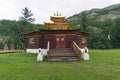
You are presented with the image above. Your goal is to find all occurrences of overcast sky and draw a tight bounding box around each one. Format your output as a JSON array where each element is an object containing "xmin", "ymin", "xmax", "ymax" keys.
[{"xmin": 0, "ymin": 0, "xmax": 120, "ymax": 24}]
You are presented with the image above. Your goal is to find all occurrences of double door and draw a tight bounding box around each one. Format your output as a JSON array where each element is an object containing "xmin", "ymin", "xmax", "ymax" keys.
[{"xmin": 56, "ymin": 36, "xmax": 65, "ymax": 48}]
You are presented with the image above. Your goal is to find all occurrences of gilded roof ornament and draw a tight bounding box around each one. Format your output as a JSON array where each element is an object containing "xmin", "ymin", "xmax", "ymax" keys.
[{"xmin": 54, "ymin": 12, "xmax": 62, "ymax": 16}]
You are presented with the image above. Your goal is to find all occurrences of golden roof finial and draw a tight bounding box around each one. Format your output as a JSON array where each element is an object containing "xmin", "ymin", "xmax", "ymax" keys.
[
  {"xmin": 54, "ymin": 12, "xmax": 62, "ymax": 16},
  {"xmin": 54, "ymin": 13, "xmax": 56, "ymax": 16},
  {"xmin": 59, "ymin": 13, "xmax": 61, "ymax": 16},
  {"xmin": 57, "ymin": 11, "xmax": 59, "ymax": 16}
]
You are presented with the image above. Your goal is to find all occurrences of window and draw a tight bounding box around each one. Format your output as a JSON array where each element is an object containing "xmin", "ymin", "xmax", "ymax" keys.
[
  {"xmin": 81, "ymin": 38, "xmax": 86, "ymax": 44},
  {"xmin": 30, "ymin": 38, "xmax": 34, "ymax": 44}
]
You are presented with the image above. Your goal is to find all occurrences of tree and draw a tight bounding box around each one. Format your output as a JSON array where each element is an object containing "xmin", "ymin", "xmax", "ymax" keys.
[
  {"xmin": 19, "ymin": 7, "xmax": 35, "ymax": 50},
  {"xmin": 19, "ymin": 7, "xmax": 35, "ymax": 34},
  {"xmin": 81, "ymin": 11, "xmax": 88, "ymax": 32},
  {"xmin": 111, "ymin": 18, "xmax": 120, "ymax": 48}
]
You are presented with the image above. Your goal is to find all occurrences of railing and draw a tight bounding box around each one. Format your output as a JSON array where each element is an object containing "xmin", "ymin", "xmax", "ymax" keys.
[
  {"xmin": 71, "ymin": 41, "xmax": 82, "ymax": 60},
  {"xmin": 47, "ymin": 41, "xmax": 50, "ymax": 60},
  {"xmin": 47, "ymin": 41, "xmax": 50, "ymax": 51}
]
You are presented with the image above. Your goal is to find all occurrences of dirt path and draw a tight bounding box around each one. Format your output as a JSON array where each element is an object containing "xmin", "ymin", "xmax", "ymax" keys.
[{"xmin": 0, "ymin": 50, "xmax": 24, "ymax": 54}]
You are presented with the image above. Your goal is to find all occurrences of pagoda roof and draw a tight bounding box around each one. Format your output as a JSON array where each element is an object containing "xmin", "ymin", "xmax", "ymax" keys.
[{"xmin": 25, "ymin": 29, "xmax": 89, "ymax": 36}]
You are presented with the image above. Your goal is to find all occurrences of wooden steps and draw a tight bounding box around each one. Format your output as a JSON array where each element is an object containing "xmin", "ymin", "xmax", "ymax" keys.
[{"xmin": 48, "ymin": 48, "xmax": 80, "ymax": 61}]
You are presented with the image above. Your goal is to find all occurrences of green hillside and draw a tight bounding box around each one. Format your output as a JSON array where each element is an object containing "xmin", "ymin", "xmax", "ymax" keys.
[
  {"xmin": 65, "ymin": 4, "xmax": 120, "ymax": 49},
  {"xmin": 0, "ymin": 20, "xmax": 44, "ymax": 49}
]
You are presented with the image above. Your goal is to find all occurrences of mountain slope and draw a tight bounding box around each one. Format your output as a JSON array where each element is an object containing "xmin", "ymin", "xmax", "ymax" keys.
[
  {"xmin": 65, "ymin": 3, "xmax": 120, "ymax": 49},
  {"xmin": 66, "ymin": 4, "xmax": 120, "ymax": 22}
]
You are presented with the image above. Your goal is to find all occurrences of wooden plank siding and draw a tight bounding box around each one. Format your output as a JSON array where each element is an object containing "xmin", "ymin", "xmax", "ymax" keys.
[
  {"xmin": 43, "ymin": 35, "xmax": 56, "ymax": 49},
  {"xmin": 25, "ymin": 30, "xmax": 88, "ymax": 49},
  {"xmin": 26, "ymin": 35, "xmax": 41, "ymax": 49}
]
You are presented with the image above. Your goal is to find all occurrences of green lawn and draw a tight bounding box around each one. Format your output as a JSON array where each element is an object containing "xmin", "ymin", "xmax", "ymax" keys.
[{"xmin": 0, "ymin": 50, "xmax": 120, "ymax": 80}]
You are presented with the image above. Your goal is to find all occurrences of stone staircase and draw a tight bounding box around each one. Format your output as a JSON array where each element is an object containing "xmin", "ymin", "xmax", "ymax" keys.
[{"xmin": 48, "ymin": 48, "xmax": 80, "ymax": 61}]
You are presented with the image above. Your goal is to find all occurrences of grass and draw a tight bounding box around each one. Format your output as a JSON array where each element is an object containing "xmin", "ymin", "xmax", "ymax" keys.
[{"xmin": 0, "ymin": 50, "xmax": 120, "ymax": 80}]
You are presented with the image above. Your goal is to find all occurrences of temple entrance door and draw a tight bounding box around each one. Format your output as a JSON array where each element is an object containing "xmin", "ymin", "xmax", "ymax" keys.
[{"xmin": 56, "ymin": 36, "xmax": 65, "ymax": 48}]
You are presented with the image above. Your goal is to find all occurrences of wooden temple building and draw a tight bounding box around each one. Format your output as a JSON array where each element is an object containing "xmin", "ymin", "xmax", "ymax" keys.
[{"xmin": 25, "ymin": 12, "xmax": 88, "ymax": 61}]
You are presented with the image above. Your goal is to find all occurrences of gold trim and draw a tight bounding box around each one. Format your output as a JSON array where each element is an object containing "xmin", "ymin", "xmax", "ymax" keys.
[{"xmin": 44, "ymin": 34, "xmax": 76, "ymax": 36}]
